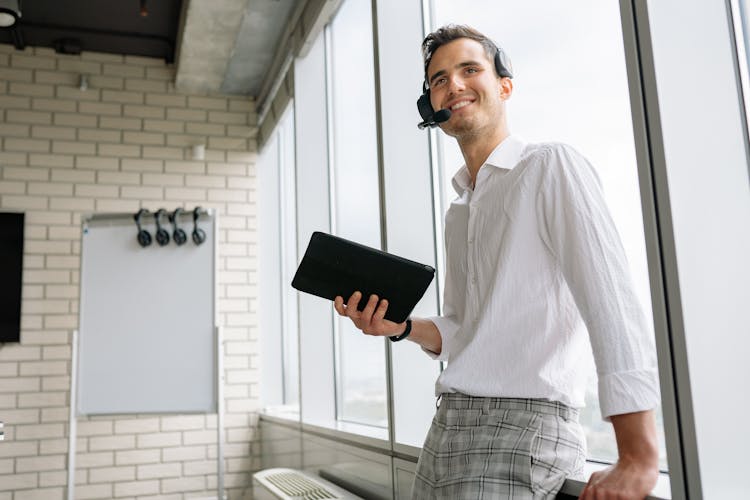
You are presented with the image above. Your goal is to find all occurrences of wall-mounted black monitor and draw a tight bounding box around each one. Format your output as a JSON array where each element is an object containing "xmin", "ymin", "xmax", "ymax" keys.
[{"xmin": 0, "ymin": 212, "xmax": 24, "ymax": 343}]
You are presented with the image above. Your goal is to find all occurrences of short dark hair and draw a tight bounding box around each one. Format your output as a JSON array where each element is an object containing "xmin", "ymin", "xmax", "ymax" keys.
[{"xmin": 421, "ymin": 24, "xmax": 501, "ymax": 84}]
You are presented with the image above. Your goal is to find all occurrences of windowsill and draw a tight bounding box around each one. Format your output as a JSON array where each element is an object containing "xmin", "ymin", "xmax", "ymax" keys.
[
  {"xmin": 260, "ymin": 405, "xmax": 301, "ymax": 423},
  {"xmin": 259, "ymin": 410, "xmax": 391, "ymax": 451}
]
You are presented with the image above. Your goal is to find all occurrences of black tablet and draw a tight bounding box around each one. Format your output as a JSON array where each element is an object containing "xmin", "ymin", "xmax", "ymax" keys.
[{"xmin": 292, "ymin": 232, "xmax": 435, "ymax": 324}]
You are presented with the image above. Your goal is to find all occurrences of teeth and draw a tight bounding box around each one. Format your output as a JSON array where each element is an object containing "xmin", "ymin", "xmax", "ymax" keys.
[{"xmin": 450, "ymin": 101, "xmax": 471, "ymax": 110}]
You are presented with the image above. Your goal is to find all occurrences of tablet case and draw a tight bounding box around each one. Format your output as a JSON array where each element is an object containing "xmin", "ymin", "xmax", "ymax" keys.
[{"xmin": 292, "ymin": 232, "xmax": 435, "ymax": 323}]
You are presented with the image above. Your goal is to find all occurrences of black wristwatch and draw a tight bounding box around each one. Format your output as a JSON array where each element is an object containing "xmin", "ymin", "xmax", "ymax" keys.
[{"xmin": 388, "ymin": 319, "xmax": 412, "ymax": 342}]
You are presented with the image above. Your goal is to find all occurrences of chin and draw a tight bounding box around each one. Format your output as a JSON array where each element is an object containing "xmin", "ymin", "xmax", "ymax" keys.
[{"xmin": 441, "ymin": 120, "xmax": 476, "ymax": 138}]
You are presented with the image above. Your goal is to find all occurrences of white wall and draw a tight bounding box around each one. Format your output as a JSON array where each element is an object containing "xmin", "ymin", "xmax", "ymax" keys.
[{"xmin": 0, "ymin": 45, "xmax": 260, "ymax": 498}]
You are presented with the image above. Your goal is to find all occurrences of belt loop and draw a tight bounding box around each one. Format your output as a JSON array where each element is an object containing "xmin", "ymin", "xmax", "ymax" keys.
[{"xmin": 435, "ymin": 394, "xmax": 443, "ymax": 409}]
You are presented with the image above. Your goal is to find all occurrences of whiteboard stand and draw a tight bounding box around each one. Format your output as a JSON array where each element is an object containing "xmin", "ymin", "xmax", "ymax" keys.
[
  {"xmin": 67, "ymin": 209, "xmax": 225, "ymax": 499},
  {"xmin": 216, "ymin": 325, "xmax": 225, "ymax": 500},
  {"xmin": 66, "ymin": 329, "xmax": 79, "ymax": 500}
]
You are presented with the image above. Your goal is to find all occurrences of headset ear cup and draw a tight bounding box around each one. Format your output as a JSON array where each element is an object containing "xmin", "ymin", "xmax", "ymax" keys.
[
  {"xmin": 417, "ymin": 90, "xmax": 435, "ymax": 122},
  {"xmin": 191, "ymin": 206, "xmax": 207, "ymax": 245},
  {"xmin": 137, "ymin": 229, "xmax": 152, "ymax": 247},
  {"xmin": 154, "ymin": 208, "xmax": 170, "ymax": 246},
  {"xmin": 156, "ymin": 228, "xmax": 170, "ymax": 246},
  {"xmin": 494, "ymin": 47, "xmax": 513, "ymax": 79},
  {"xmin": 192, "ymin": 227, "xmax": 206, "ymax": 245},
  {"xmin": 169, "ymin": 207, "xmax": 187, "ymax": 246},
  {"xmin": 174, "ymin": 228, "xmax": 187, "ymax": 245},
  {"xmin": 134, "ymin": 208, "xmax": 152, "ymax": 247}
]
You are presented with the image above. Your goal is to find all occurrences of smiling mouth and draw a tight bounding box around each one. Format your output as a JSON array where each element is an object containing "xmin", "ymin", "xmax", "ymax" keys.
[{"xmin": 449, "ymin": 100, "xmax": 472, "ymax": 111}]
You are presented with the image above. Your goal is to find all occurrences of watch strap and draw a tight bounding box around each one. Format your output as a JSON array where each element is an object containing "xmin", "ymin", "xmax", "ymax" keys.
[{"xmin": 388, "ymin": 319, "xmax": 412, "ymax": 342}]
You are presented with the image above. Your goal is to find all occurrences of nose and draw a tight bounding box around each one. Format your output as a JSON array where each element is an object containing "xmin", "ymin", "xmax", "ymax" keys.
[{"xmin": 447, "ymin": 74, "xmax": 466, "ymax": 94}]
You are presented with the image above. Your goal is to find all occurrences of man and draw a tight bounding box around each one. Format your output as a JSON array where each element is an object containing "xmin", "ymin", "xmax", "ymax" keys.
[{"xmin": 335, "ymin": 25, "xmax": 660, "ymax": 499}]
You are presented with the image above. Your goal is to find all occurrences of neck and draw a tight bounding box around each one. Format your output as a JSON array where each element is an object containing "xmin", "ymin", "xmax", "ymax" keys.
[{"xmin": 458, "ymin": 124, "xmax": 510, "ymax": 186}]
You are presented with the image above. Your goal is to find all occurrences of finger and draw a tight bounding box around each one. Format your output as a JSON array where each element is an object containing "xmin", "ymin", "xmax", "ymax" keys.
[
  {"xmin": 361, "ymin": 294, "xmax": 379, "ymax": 326},
  {"xmin": 334, "ymin": 296, "xmax": 346, "ymax": 316},
  {"xmin": 346, "ymin": 291, "xmax": 362, "ymax": 319},
  {"xmin": 359, "ymin": 295, "xmax": 379, "ymax": 333},
  {"xmin": 371, "ymin": 299, "xmax": 388, "ymax": 324},
  {"xmin": 578, "ymin": 482, "xmax": 591, "ymax": 500}
]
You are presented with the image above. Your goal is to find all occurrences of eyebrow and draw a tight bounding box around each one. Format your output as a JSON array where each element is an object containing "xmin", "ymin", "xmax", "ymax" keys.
[{"xmin": 429, "ymin": 60, "xmax": 483, "ymax": 86}]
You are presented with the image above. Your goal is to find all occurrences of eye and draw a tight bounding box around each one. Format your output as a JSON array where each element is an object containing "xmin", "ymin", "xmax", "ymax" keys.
[
  {"xmin": 466, "ymin": 67, "xmax": 478, "ymax": 74},
  {"xmin": 434, "ymin": 77, "xmax": 447, "ymax": 87}
]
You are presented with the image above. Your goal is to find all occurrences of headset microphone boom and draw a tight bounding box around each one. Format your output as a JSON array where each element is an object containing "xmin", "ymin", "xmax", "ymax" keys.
[{"xmin": 417, "ymin": 107, "xmax": 452, "ymax": 130}]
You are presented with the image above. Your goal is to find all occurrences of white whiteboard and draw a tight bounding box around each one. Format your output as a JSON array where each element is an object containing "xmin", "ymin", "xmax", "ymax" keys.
[{"xmin": 77, "ymin": 211, "xmax": 216, "ymax": 415}]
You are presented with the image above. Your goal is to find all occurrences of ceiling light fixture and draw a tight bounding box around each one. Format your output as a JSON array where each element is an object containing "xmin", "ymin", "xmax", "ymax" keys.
[
  {"xmin": 139, "ymin": 0, "xmax": 148, "ymax": 17},
  {"xmin": 0, "ymin": 0, "xmax": 21, "ymax": 28}
]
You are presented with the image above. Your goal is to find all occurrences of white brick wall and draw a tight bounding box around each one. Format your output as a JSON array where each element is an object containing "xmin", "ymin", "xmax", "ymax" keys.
[{"xmin": 1, "ymin": 44, "xmax": 260, "ymax": 499}]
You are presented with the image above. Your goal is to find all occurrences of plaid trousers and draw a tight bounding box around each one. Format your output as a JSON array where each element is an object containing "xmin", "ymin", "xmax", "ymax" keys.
[{"xmin": 412, "ymin": 394, "xmax": 586, "ymax": 500}]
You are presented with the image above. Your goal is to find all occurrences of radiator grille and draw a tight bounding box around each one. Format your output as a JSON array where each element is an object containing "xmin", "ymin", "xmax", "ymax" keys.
[{"xmin": 264, "ymin": 471, "xmax": 337, "ymax": 499}]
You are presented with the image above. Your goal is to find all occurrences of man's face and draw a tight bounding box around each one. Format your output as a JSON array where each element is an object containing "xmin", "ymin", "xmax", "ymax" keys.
[{"xmin": 426, "ymin": 38, "xmax": 509, "ymax": 139}]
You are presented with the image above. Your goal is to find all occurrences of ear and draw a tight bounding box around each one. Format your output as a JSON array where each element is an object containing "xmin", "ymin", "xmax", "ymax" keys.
[{"xmin": 498, "ymin": 77, "xmax": 513, "ymax": 100}]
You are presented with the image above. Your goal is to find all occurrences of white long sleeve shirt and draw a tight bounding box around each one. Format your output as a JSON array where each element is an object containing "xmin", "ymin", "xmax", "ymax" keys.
[{"xmin": 427, "ymin": 135, "xmax": 660, "ymax": 418}]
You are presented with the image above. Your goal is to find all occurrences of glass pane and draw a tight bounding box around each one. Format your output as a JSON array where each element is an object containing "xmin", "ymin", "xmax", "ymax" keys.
[
  {"xmin": 257, "ymin": 124, "xmax": 284, "ymax": 407},
  {"xmin": 329, "ymin": 0, "xmax": 388, "ymax": 427},
  {"xmin": 294, "ymin": 31, "xmax": 338, "ymax": 427},
  {"xmin": 279, "ymin": 106, "xmax": 300, "ymax": 409},
  {"xmin": 432, "ymin": 0, "xmax": 667, "ymax": 469},
  {"xmin": 373, "ymin": 0, "xmax": 444, "ymax": 447},
  {"xmin": 258, "ymin": 104, "xmax": 300, "ymax": 413}
]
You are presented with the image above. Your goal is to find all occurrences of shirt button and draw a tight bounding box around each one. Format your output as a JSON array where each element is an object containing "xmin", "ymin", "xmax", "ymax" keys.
[
  {"xmin": 468, "ymin": 238, "xmax": 473, "ymax": 244},
  {"xmin": 471, "ymin": 277, "xmax": 477, "ymax": 284}
]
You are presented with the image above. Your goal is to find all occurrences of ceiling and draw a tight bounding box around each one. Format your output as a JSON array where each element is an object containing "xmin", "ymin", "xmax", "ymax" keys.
[
  {"xmin": 0, "ymin": 0, "xmax": 298, "ymax": 97},
  {"xmin": 0, "ymin": 0, "xmax": 183, "ymax": 61},
  {"xmin": 176, "ymin": 0, "xmax": 297, "ymax": 96}
]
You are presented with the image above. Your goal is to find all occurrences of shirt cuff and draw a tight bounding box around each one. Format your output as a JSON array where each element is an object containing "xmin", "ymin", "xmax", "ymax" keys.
[
  {"xmin": 424, "ymin": 315, "xmax": 460, "ymax": 362},
  {"xmin": 597, "ymin": 368, "xmax": 661, "ymax": 420}
]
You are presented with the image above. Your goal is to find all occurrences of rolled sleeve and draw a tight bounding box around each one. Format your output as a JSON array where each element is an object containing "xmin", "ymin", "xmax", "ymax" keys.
[
  {"xmin": 598, "ymin": 368, "xmax": 660, "ymax": 419},
  {"xmin": 424, "ymin": 314, "xmax": 460, "ymax": 361}
]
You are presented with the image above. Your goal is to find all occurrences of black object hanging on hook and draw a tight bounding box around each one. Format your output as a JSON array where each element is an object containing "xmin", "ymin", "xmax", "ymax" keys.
[
  {"xmin": 154, "ymin": 209, "xmax": 170, "ymax": 246},
  {"xmin": 134, "ymin": 208, "xmax": 152, "ymax": 247},
  {"xmin": 192, "ymin": 206, "xmax": 206, "ymax": 245},
  {"xmin": 169, "ymin": 207, "xmax": 188, "ymax": 246}
]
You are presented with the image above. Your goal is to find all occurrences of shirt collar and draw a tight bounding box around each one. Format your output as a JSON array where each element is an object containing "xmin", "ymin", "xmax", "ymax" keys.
[{"xmin": 451, "ymin": 135, "xmax": 527, "ymax": 195}]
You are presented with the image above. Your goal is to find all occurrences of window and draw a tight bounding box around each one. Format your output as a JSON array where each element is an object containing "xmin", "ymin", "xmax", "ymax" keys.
[
  {"xmin": 375, "ymin": 0, "xmax": 444, "ymax": 449},
  {"xmin": 258, "ymin": 104, "xmax": 299, "ymax": 412},
  {"xmin": 294, "ymin": 29, "xmax": 338, "ymax": 428},
  {"xmin": 328, "ymin": 0, "xmax": 388, "ymax": 428},
  {"xmin": 431, "ymin": 0, "xmax": 668, "ymax": 469},
  {"xmin": 278, "ymin": 107, "xmax": 299, "ymax": 408},
  {"xmin": 259, "ymin": 0, "xmax": 750, "ymax": 495}
]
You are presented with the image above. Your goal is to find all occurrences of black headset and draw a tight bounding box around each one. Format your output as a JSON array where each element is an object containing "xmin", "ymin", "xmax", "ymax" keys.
[
  {"xmin": 192, "ymin": 206, "xmax": 206, "ymax": 245},
  {"xmin": 134, "ymin": 208, "xmax": 152, "ymax": 247},
  {"xmin": 169, "ymin": 207, "xmax": 188, "ymax": 246},
  {"xmin": 417, "ymin": 43, "xmax": 514, "ymax": 129},
  {"xmin": 154, "ymin": 208, "xmax": 170, "ymax": 246}
]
